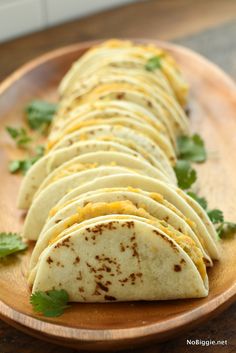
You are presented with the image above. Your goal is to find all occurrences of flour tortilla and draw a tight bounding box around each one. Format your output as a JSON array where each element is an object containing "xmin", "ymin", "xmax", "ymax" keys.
[
  {"xmin": 57, "ymin": 85, "xmax": 186, "ymax": 144},
  {"xmin": 29, "ymin": 188, "xmax": 212, "ymax": 271},
  {"xmin": 57, "ymin": 72, "xmax": 188, "ymax": 133},
  {"xmin": 59, "ymin": 39, "xmax": 189, "ymax": 106},
  {"xmin": 32, "ymin": 217, "xmax": 208, "ymax": 301},
  {"xmin": 51, "ymin": 99, "xmax": 176, "ymax": 155},
  {"xmin": 49, "ymin": 109, "xmax": 176, "ymax": 164},
  {"xmin": 22, "ymin": 150, "xmax": 175, "ymax": 240},
  {"xmin": 35, "ymin": 151, "xmax": 172, "ymax": 198},
  {"xmin": 17, "ymin": 140, "xmax": 145, "ymax": 209},
  {"xmin": 47, "ymin": 124, "xmax": 176, "ymax": 182},
  {"xmin": 55, "ymin": 174, "xmax": 220, "ymax": 260}
]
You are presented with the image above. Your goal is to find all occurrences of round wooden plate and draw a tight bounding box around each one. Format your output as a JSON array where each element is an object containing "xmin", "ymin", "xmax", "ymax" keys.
[{"xmin": 0, "ymin": 40, "xmax": 235, "ymax": 351}]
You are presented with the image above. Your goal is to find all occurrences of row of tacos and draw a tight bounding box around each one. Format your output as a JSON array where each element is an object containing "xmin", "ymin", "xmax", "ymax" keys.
[{"xmin": 18, "ymin": 40, "xmax": 220, "ymax": 302}]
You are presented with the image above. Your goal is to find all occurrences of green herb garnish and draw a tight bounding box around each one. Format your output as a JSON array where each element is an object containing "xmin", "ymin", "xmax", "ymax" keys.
[
  {"xmin": 216, "ymin": 222, "xmax": 236, "ymax": 238},
  {"xmin": 177, "ymin": 134, "xmax": 207, "ymax": 163},
  {"xmin": 0, "ymin": 233, "xmax": 27, "ymax": 258},
  {"xmin": 30, "ymin": 289, "xmax": 70, "ymax": 317},
  {"xmin": 206, "ymin": 209, "xmax": 236, "ymax": 238},
  {"xmin": 9, "ymin": 144, "xmax": 45, "ymax": 174},
  {"xmin": 6, "ymin": 126, "xmax": 32, "ymax": 148},
  {"xmin": 26, "ymin": 100, "xmax": 57, "ymax": 131},
  {"xmin": 207, "ymin": 209, "xmax": 224, "ymax": 224},
  {"xmin": 187, "ymin": 191, "xmax": 236, "ymax": 238},
  {"xmin": 174, "ymin": 160, "xmax": 197, "ymax": 190},
  {"xmin": 145, "ymin": 56, "xmax": 162, "ymax": 71}
]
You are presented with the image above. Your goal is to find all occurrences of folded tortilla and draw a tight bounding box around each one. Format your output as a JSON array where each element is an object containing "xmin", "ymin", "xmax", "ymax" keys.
[
  {"xmin": 53, "ymin": 173, "xmax": 220, "ymax": 260},
  {"xmin": 31, "ymin": 217, "xmax": 208, "ymax": 301},
  {"xmin": 59, "ymin": 39, "xmax": 189, "ymax": 106},
  {"xmin": 22, "ymin": 151, "xmax": 176, "ymax": 240},
  {"xmin": 29, "ymin": 187, "xmax": 212, "ymax": 272}
]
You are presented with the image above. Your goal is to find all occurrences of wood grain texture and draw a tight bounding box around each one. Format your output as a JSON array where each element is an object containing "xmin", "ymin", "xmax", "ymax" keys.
[
  {"xmin": 0, "ymin": 302, "xmax": 235, "ymax": 353},
  {"xmin": 1, "ymin": 0, "xmax": 236, "ymax": 81},
  {"xmin": 0, "ymin": 39, "xmax": 235, "ymax": 351}
]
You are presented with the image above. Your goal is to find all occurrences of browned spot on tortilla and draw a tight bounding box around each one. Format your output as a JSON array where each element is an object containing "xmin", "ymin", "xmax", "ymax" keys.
[
  {"xmin": 121, "ymin": 221, "xmax": 134, "ymax": 229},
  {"xmin": 104, "ymin": 295, "xmax": 117, "ymax": 301},
  {"xmin": 116, "ymin": 93, "xmax": 125, "ymax": 100},
  {"xmin": 95, "ymin": 274, "xmax": 103, "ymax": 280},
  {"xmin": 120, "ymin": 243, "xmax": 125, "ymax": 252},
  {"xmin": 88, "ymin": 221, "xmax": 118, "ymax": 236},
  {"xmin": 96, "ymin": 282, "xmax": 109, "ymax": 293},
  {"xmin": 180, "ymin": 258, "xmax": 186, "ymax": 264},
  {"xmin": 73, "ymin": 256, "xmax": 80, "ymax": 264},
  {"xmin": 86, "ymin": 262, "xmax": 96, "ymax": 273},
  {"xmin": 78, "ymin": 287, "xmax": 85, "ymax": 293},
  {"xmin": 76, "ymin": 271, "xmax": 83, "ymax": 280},
  {"xmin": 54, "ymin": 237, "xmax": 71, "ymax": 249},
  {"xmin": 174, "ymin": 264, "xmax": 181, "ymax": 272},
  {"xmin": 153, "ymin": 229, "xmax": 178, "ymax": 252},
  {"xmin": 47, "ymin": 256, "xmax": 53, "ymax": 264}
]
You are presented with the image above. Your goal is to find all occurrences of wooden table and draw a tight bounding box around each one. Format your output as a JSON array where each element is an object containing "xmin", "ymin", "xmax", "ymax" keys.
[{"xmin": 0, "ymin": 0, "xmax": 235, "ymax": 352}]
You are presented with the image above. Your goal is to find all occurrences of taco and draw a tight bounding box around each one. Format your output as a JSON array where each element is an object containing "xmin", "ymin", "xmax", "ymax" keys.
[
  {"xmin": 22, "ymin": 152, "xmax": 175, "ymax": 240},
  {"xmin": 29, "ymin": 187, "xmax": 212, "ymax": 272},
  {"xmin": 31, "ymin": 217, "xmax": 208, "ymax": 301}
]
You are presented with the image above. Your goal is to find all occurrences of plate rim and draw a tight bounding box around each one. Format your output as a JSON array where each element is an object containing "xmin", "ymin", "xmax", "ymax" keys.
[{"xmin": 0, "ymin": 38, "xmax": 236, "ymax": 345}]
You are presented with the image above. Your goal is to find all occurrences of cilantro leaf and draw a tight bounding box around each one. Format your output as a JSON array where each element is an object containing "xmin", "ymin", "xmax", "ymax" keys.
[
  {"xmin": 145, "ymin": 56, "xmax": 162, "ymax": 71},
  {"xmin": 9, "ymin": 159, "xmax": 35, "ymax": 174},
  {"xmin": 6, "ymin": 126, "xmax": 32, "ymax": 148},
  {"xmin": 0, "ymin": 233, "xmax": 27, "ymax": 258},
  {"xmin": 26, "ymin": 100, "xmax": 57, "ymax": 131},
  {"xmin": 177, "ymin": 134, "xmax": 207, "ymax": 163},
  {"xmin": 30, "ymin": 290, "xmax": 70, "ymax": 317},
  {"xmin": 207, "ymin": 209, "xmax": 224, "ymax": 224},
  {"xmin": 9, "ymin": 144, "xmax": 45, "ymax": 175},
  {"xmin": 186, "ymin": 191, "xmax": 236, "ymax": 239},
  {"xmin": 187, "ymin": 191, "xmax": 208, "ymax": 210},
  {"xmin": 9, "ymin": 160, "xmax": 22, "ymax": 173},
  {"xmin": 174, "ymin": 160, "xmax": 197, "ymax": 189},
  {"xmin": 217, "ymin": 222, "xmax": 236, "ymax": 238}
]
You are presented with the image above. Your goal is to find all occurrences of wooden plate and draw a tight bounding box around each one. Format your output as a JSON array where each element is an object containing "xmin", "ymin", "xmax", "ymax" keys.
[{"xmin": 0, "ymin": 40, "xmax": 235, "ymax": 351}]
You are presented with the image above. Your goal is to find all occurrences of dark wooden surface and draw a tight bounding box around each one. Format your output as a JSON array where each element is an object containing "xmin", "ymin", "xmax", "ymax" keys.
[{"xmin": 0, "ymin": 0, "xmax": 235, "ymax": 352}]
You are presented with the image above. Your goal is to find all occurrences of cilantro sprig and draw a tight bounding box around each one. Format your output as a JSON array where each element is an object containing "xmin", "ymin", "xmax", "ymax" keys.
[
  {"xmin": 174, "ymin": 134, "xmax": 207, "ymax": 190},
  {"xmin": 0, "ymin": 233, "xmax": 27, "ymax": 258},
  {"xmin": 6, "ymin": 126, "xmax": 32, "ymax": 148},
  {"xmin": 174, "ymin": 160, "xmax": 197, "ymax": 190},
  {"xmin": 25, "ymin": 100, "xmax": 57, "ymax": 132},
  {"xmin": 30, "ymin": 290, "xmax": 70, "ymax": 317},
  {"xmin": 145, "ymin": 56, "xmax": 162, "ymax": 71},
  {"xmin": 9, "ymin": 145, "xmax": 45, "ymax": 174},
  {"xmin": 177, "ymin": 134, "xmax": 207, "ymax": 163},
  {"xmin": 187, "ymin": 192, "xmax": 236, "ymax": 238}
]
